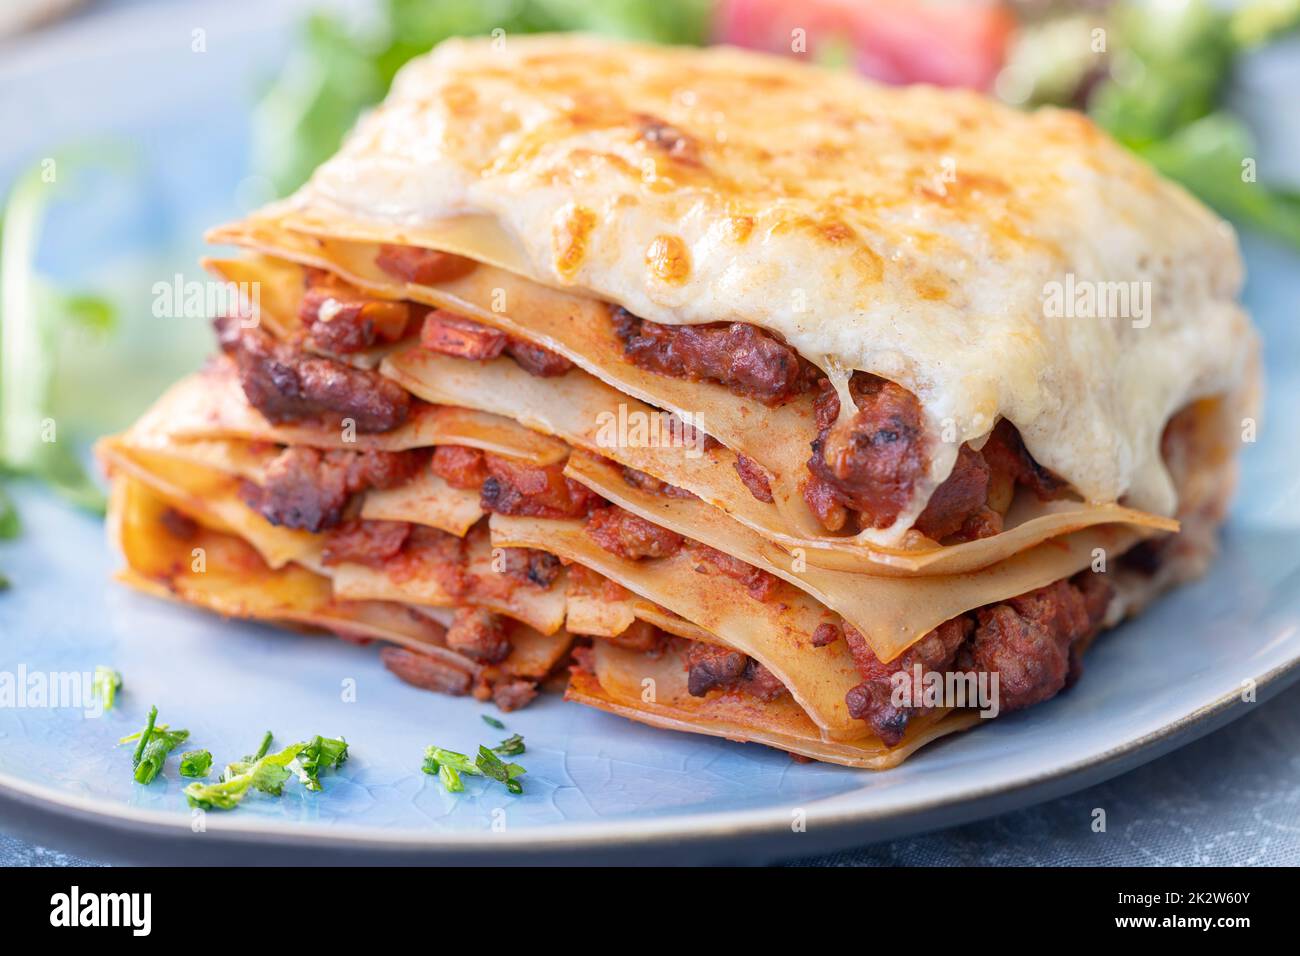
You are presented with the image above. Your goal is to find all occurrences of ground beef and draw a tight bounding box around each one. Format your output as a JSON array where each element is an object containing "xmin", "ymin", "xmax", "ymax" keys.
[
  {"xmin": 419, "ymin": 309, "xmax": 507, "ymax": 360},
  {"xmin": 322, "ymin": 519, "xmax": 411, "ymax": 568},
  {"xmin": 160, "ymin": 507, "xmax": 199, "ymax": 540},
  {"xmin": 620, "ymin": 465, "xmax": 696, "ymax": 499},
  {"xmin": 585, "ymin": 505, "xmax": 684, "ymax": 560},
  {"xmin": 664, "ymin": 411, "xmax": 722, "ymax": 453},
  {"xmin": 844, "ymin": 617, "xmax": 972, "ymax": 746},
  {"xmin": 806, "ymin": 374, "xmax": 928, "ymax": 530},
  {"xmin": 420, "ymin": 309, "xmax": 573, "ymax": 377},
  {"xmin": 375, "ymin": 244, "xmax": 477, "ymax": 286},
  {"xmin": 913, "ymin": 444, "xmax": 995, "ymax": 542},
  {"xmin": 844, "ymin": 571, "xmax": 1114, "ymax": 744},
  {"xmin": 603, "ymin": 619, "xmax": 667, "ymax": 654},
  {"xmin": 240, "ymin": 446, "xmax": 423, "ymax": 532},
  {"xmin": 215, "ymin": 315, "xmax": 410, "ymax": 432},
  {"xmin": 805, "ymin": 374, "xmax": 1065, "ymax": 538},
  {"xmin": 611, "ymin": 307, "xmax": 819, "ymax": 406},
  {"xmin": 388, "ymin": 525, "xmax": 469, "ymax": 597},
  {"xmin": 504, "ymin": 338, "xmax": 574, "ymax": 377},
  {"xmin": 299, "ymin": 277, "xmax": 413, "ymax": 354},
  {"xmin": 810, "ymin": 621, "xmax": 843, "ymax": 647},
  {"xmin": 980, "ymin": 418, "xmax": 1066, "ymax": 501},
  {"xmin": 490, "ymin": 679, "xmax": 539, "ymax": 712},
  {"xmin": 495, "ymin": 546, "xmax": 563, "ymax": 588},
  {"xmin": 1118, "ymin": 538, "xmax": 1167, "ymax": 577},
  {"xmin": 801, "ymin": 473, "xmax": 850, "ymax": 533},
  {"xmin": 444, "ymin": 607, "xmax": 512, "ymax": 664},
  {"xmin": 683, "ymin": 642, "xmax": 788, "ymax": 702},
  {"xmin": 380, "ymin": 646, "xmax": 473, "ymax": 695},
  {"xmin": 430, "ymin": 445, "xmax": 489, "ymax": 490},
  {"xmin": 958, "ymin": 573, "xmax": 1112, "ymax": 711},
  {"xmin": 688, "ymin": 543, "xmax": 781, "ymax": 602},
  {"xmin": 480, "ymin": 455, "xmax": 603, "ymax": 518},
  {"xmin": 732, "ymin": 454, "xmax": 774, "ymax": 503}
]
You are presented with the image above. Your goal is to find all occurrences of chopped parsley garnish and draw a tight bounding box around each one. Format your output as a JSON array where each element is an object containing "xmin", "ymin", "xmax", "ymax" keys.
[
  {"xmin": 422, "ymin": 735, "xmax": 527, "ymax": 794},
  {"xmin": 294, "ymin": 735, "xmax": 349, "ymax": 792},
  {"xmin": 422, "ymin": 746, "xmax": 477, "ymax": 793},
  {"xmin": 183, "ymin": 733, "xmax": 349, "ymax": 810},
  {"xmin": 481, "ymin": 715, "xmax": 505, "ymax": 730},
  {"xmin": 92, "ymin": 666, "xmax": 122, "ymax": 711},
  {"xmin": 183, "ymin": 742, "xmax": 305, "ymax": 810},
  {"xmin": 179, "ymin": 750, "xmax": 213, "ymax": 778},
  {"xmin": 243, "ymin": 730, "xmax": 274, "ymax": 764},
  {"xmin": 476, "ymin": 746, "xmax": 527, "ymax": 795},
  {"xmin": 119, "ymin": 706, "xmax": 189, "ymax": 784},
  {"xmin": 492, "ymin": 734, "xmax": 525, "ymax": 757}
]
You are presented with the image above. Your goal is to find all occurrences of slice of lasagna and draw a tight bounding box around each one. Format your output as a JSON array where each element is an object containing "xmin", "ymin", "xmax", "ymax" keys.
[{"xmin": 99, "ymin": 36, "xmax": 1258, "ymax": 767}]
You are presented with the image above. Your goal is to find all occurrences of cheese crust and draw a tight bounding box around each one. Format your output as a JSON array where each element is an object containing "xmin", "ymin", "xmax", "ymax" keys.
[{"xmin": 280, "ymin": 33, "xmax": 1256, "ymax": 518}]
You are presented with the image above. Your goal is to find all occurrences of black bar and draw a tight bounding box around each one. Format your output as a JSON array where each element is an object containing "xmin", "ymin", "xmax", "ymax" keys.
[{"xmin": 0, "ymin": 865, "xmax": 1282, "ymax": 936}]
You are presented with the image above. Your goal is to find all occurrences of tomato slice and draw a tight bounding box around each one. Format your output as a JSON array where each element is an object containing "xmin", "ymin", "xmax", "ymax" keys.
[{"xmin": 714, "ymin": 0, "xmax": 1016, "ymax": 91}]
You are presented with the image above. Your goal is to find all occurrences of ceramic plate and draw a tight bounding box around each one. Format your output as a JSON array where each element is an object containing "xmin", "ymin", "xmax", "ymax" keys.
[{"xmin": 2, "ymin": 0, "xmax": 1298, "ymax": 864}]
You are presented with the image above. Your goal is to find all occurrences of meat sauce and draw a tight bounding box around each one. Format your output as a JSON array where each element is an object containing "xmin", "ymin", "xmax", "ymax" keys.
[{"xmin": 843, "ymin": 571, "xmax": 1113, "ymax": 746}]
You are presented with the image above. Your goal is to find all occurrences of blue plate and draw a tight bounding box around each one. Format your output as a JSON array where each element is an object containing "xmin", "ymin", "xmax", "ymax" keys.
[{"xmin": 2, "ymin": 1, "xmax": 1299, "ymax": 864}]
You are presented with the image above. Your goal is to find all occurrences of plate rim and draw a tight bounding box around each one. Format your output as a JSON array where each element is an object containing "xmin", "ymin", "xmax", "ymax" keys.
[{"xmin": 2, "ymin": 652, "xmax": 1296, "ymax": 864}]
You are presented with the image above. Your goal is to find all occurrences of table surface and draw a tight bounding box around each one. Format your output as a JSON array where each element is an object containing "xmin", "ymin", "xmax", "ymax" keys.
[{"xmin": 2, "ymin": 0, "xmax": 1298, "ymax": 868}]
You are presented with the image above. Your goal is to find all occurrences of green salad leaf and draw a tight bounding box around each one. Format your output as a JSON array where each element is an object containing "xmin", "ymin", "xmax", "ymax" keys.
[
  {"xmin": 0, "ymin": 483, "xmax": 18, "ymax": 539},
  {"xmin": 1088, "ymin": 0, "xmax": 1300, "ymax": 247},
  {"xmin": 0, "ymin": 158, "xmax": 120, "ymax": 553}
]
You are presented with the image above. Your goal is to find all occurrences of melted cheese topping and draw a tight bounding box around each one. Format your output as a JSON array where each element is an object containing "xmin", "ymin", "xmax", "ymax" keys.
[{"xmin": 283, "ymin": 34, "xmax": 1255, "ymax": 514}]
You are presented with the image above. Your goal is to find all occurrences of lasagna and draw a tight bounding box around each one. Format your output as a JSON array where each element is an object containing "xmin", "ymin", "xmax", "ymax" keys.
[{"xmin": 99, "ymin": 35, "xmax": 1258, "ymax": 768}]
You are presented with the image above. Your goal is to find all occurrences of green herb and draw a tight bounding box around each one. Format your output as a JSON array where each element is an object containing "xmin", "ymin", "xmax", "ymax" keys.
[
  {"xmin": 476, "ymin": 746, "xmax": 527, "ymax": 795},
  {"xmin": 184, "ymin": 742, "xmax": 305, "ymax": 810},
  {"xmin": 422, "ymin": 746, "xmax": 479, "ymax": 793},
  {"xmin": 220, "ymin": 731, "xmax": 277, "ymax": 783},
  {"xmin": 244, "ymin": 730, "xmax": 274, "ymax": 763},
  {"xmin": 481, "ymin": 714, "xmax": 505, "ymax": 730},
  {"xmin": 92, "ymin": 666, "xmax": 122, "ymax": 711},
  {"xmin": 492, "ymin": 734, "xmax": 525, "ymax": 757},
  {"xmin": 0, "ymin": 572, "xmax": 9, "ymax": 591},
  {"xmin": 179, "ymin": 749, "xmax": 213, "ymax": 778},
  {"xmin": 422, "ymin": 740, "xmax": 527, "ymax": 794},
  {"xmin": 0, "ymin": 483, "xmax": 19, "ymax": 539},
  {"xmin": 126, "ymin": 705, "xmax": 158, "ymax": 768},
  {"xmin": 120, "ymin": 706, "xmax": 190, "ymax": 784},
  {"xmin": 184, "ymin": 735, "xmax": 349, "ymax": 810},
  {"xmin": 293, "ymin": 735, "xmax": 349, "ymax": 791},
  {"xmin": 1087, "ymin": 0, "xmax": 1300, "ymax": 248},
  {"xmin": 0, "ymin": 162, "xmax": 117, "ymax": 521}
]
